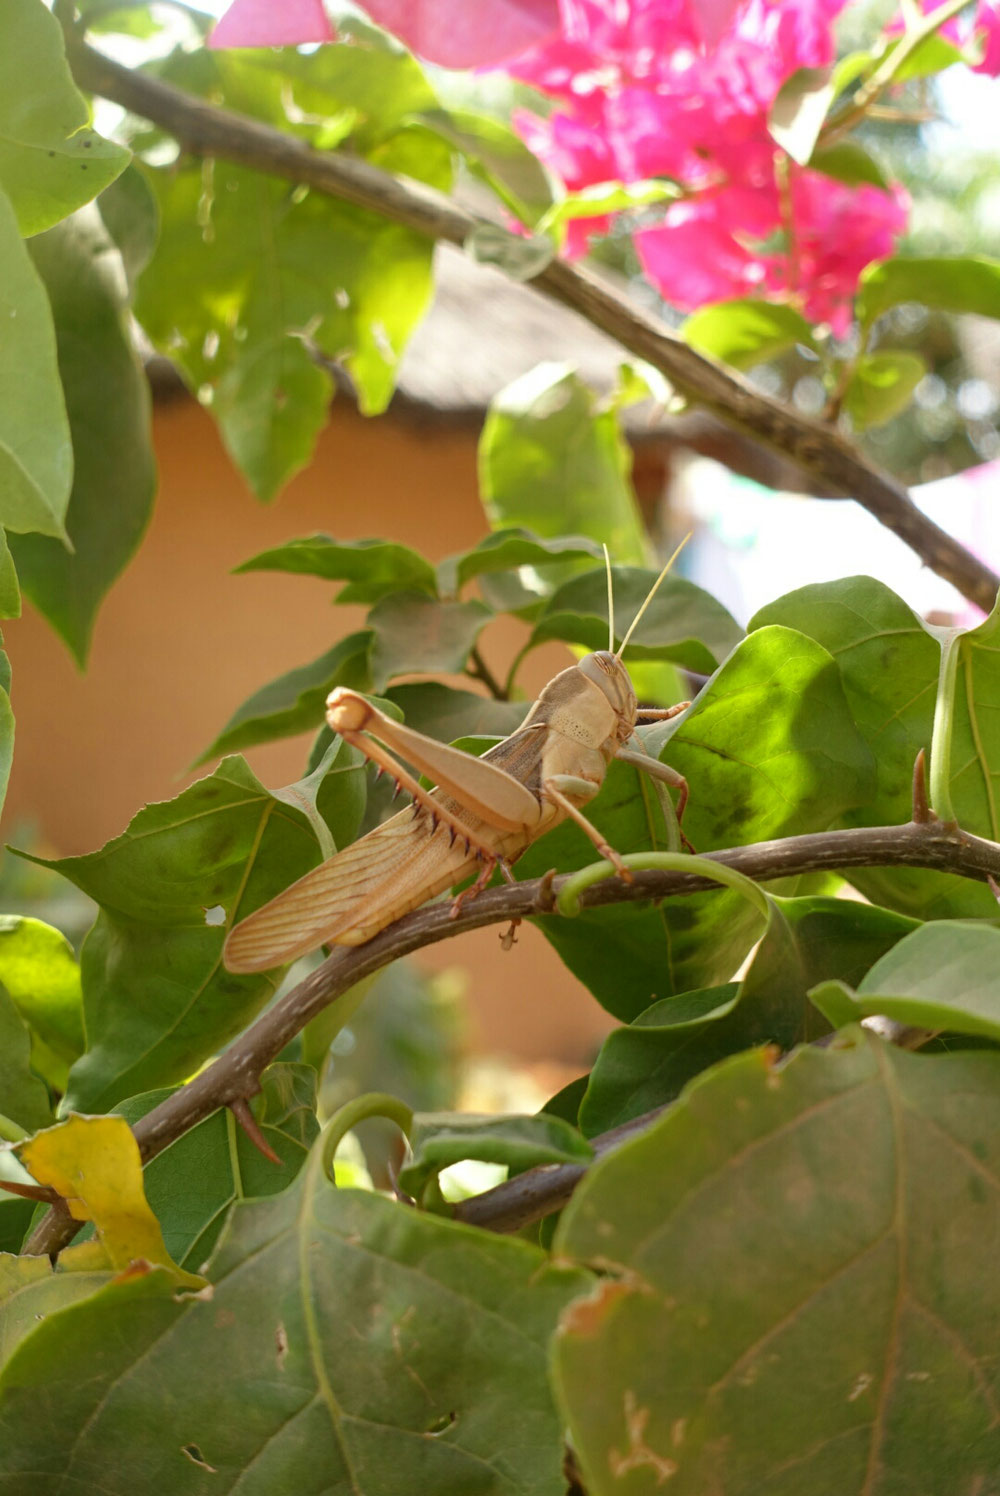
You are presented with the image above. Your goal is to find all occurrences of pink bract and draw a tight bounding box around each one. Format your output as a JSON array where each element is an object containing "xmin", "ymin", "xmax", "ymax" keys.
[{"xmin": 209, "ymin": 0, "xmax": 333, "ymax": 48}]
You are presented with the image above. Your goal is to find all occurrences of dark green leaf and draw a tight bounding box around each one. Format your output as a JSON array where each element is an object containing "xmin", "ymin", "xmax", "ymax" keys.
[
  {"xmin": 441, "ymin": 528, "xmax": 602, "ymax": 595},
  {"xmin": 0, "ymin": 1150, "xmax": 590, "ymax": 1493},
  {"xmin": 196, "ymin": 631, "xmax": 375, "ymax": 764},
  {"xmin": 857, "ymin": 255, "xmax": 1000, "ymax": 330},
  {"xmin": 580, "ymin": 896, "xmax": 917, "ymax": 1135},
  {"xmin": 517, "ymin": 625, "xmax": 875, "ymax": 1018},
  {"xmin": 807, "ymin": 140, "xmax": 889, "ymax": 190},
  {"xmin": 769, "ymin": 66, "xmax": 835, "ymax": 164},
  {"xmin": 480, "ymin": 365, "xmax": 649, "ymax": 566},
  {"xmin": 555, "ymin": 1032, "xmax": 1000, "ymax": 1494},
  {"xmin": 529, "ymin": 565, "xmax": 743, "ymax": 674},
  {"xmin": 751, "ymin": 575, "xmax": 1000, "ymax": 919},
  {"xmin": 21, "ymin": 750, "xmax": 365, "ymax": 1112},
  {"xmin": 235, "ymin": 534, "xmax": 437, "ymax": 602},
  {"xmin": 386, "ymin": 681, "xmax": 526, "ymax": 741},
  {"xmin": 0, "ymin": 1199, "xmax": 33, "ymax": 1256},
  {"xmin": 842, "ymin": 350, "xmax": 926, "ymax": 430},
  {"xmin": 10, "ymin": 207, "xmax": 156, "ymax": 664},
  {"xmin": 367, "ymin": 593, "xmax": 491, "ymax": 689},
  {"xmin": 0, "ymin": 535, "xmax": 20, "ymax": 620},
  {"xmin": 96, "ymin": 165, "xmax": 159, "ymax": 289},
  {"xmin": 0, "ymin": 187, "xmax": 71, "ymax": 541},
  {"xmin": 681, "ymin": 299, "xmax": 818, "ymax": 369},
  {"xmin": 114, "ymin": 1063, "xmax": 319, "ymax": 1271},
  {"xmin": 398, "ymin": 1110, "xmax": 593, "ymax": 1201},
  {"xmin": 811, "ymin": 919, "xmax": 1000, "ymax": 1040},
  {"xmin": 0, "ymin": 0, "xmax": 129, "ymax": 235},
  {"xmin": 0, "ymin": 986, "xmax": 52, "ymax": 1134}
]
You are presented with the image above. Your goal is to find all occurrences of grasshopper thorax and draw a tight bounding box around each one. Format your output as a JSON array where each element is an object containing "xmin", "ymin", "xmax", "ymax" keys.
[{"xmin": 578, "ymin": 651, "xmax": 637, "ymax": 743}]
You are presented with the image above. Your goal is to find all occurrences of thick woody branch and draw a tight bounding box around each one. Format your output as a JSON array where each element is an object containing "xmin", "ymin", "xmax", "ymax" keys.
[
  {"xmin": 25, "ymin": 816, "xmax": 1000, "ymax": 1256},
  {"xmin": 71, "ymin": 39, "xmax": 999, "ymax": 614}
]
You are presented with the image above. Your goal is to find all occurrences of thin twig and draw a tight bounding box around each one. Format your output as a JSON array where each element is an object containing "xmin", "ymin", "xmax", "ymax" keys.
[
  {"xmin": 466, "ymin": 646, "xmax": 508, "ymax": 701},
  {"xmin": 24, "ymin": 815, "xmax": 1000, "ymax": 1257},
  {"xmin": 68, "ymin": 38, "xmax": 1000, "ymax": 614}
]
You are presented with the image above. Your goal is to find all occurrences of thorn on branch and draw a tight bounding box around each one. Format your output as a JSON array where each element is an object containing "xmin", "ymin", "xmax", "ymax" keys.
[
  {"xmin": 229, "ymin": 1096, "xmax": 281, "ymax": 1165},
  {"xmin": 912, "ymin": 748, "xmax": 932, "ymax": 823},
  {"xmin": 534, "ymin": 868, "xmax": 559, "ymax": 913}
]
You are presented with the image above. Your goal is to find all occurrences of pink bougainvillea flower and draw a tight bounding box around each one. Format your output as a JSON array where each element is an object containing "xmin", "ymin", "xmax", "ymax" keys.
[
  {"xmin": 789, "ymin": 174, "xmax": 910, "ymax": 334},
  {"xmin": 973, "ymin": 0, "xmax": 1000, "ymax": 72},
  {"xmin": 209, "ymin": 0, "xmax": 333, "ymax": 48},
  {"xmin": 362, "ymin": 0, "xmax": 561, "ymax": 66}
]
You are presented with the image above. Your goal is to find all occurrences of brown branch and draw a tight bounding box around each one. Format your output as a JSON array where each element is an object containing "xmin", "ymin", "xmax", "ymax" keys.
[
  {"xmin": 70, "ymin": 38, "xmax": 999, "ymax": 614},
  {"xmin": 25, "ymin": 815, "xmax": 1000, "ymax": 1257}
]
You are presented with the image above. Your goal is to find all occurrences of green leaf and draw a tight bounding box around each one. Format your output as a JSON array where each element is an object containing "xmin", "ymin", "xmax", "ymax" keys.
[
  {"xmin": 0, "ymin": 535, "xmax": 20, "ymax": 621},
  {"xmin": 9, "ymin": 206, "xmax": 156, "ymax": 664},
  {"xmin": 528, "ymin": 565, "xmax": 743, "ymax": 675},
  {"xmin": 114, "ymin": 1063, "xmax": 319, "ymax": 1271},
  {"xmin": 440, "ymin": 528, "xmax": 603, "ymax": 595},
  {"xmin": 750, "ymin": 575, "xmax": 1000, "ymax": 919},
  {"xmin": 0, "ymin": 1253, "xmax": 113, "ymax": 1369},
  {"xmin": 516, "ymin": 625, "xmax": 875, "ymax": 1018},
  {"xmin": 398, "ymin": 1110, "xmax": 593, "ymax": 1202},
  {"xmin": 215, "ymin": 335, "xmax": 334, "ymax": 504},
  {"xmin": 414, "ymin": 107, "xmax": 555, "ymax": 225},
  {"xmin": 580, "ymin": 895, "xmax": 918, "ymax": 1136},
  {"xmin": 21, "ymin": 750, "xmax": 365, "ymax": 1113},
  {"xmin": 538, "ymin": 178, "xmax": 680, "ymax": 238},
  {"xmin": 769, "ymin": 66, "xmax": 836, "ymax": 164},
  {"xmin": 96, "ymin": 164, "xmax": 159, "ymax": 290},
  {"xmin": 465, "ymin": 223, "xmax": 555, "ymax": 280},
  {"xmin": 235, "ymin": 534, "xmax": 437, "ymax": 602},
  {"xmin": 0, "ymin": 1147, "xmax": 590, "ymax": 1493},
  {"xmin": 0, "ymin": 0, "xmax": 129, "ymax": 236},
  {"xmin": 385, "ymin": 681, "xmax": 526, "ymax": 742},
  {"xmin": 0, "ymin": 187, "xmax": 71, "ymax": 540},
  {"xmin": 0, "ymin": 915, "xmax": 84, "ymax": 1081},
  {"xmin": 857, "ymin": 255, "xmax": 1000, "ymax": 330},
  {"xmin": 480, "ymin": 364, "xmax": 649, "ymax": 567},
  {"xmin": 681, "ymin": 299, "xmax": 818, "ymax": 369},
  {"xmin": 0, "ymin": 986, "xmax": 52, "ymax": 1134},
  {"xmin": 811, "ymin": 920, "xmax": 1000, "ymax": 1040},
  {"xmin": 367, "ymin": 593, "xmax": 492, "ymax": 690},
  {"xmin": 554, "ymin": 1032, "xmax": 1000, "ymax": 1493},
  {"xmin": 842, "ymin": 350, "xmax": 926, "ymax": 430},
  {"xmin": 807, "ymin": 140, "xmax": 889, "ymax": 190},
  {"xmin": 882, "ymin": 30, "xmax": 965, "ymax": 82},
  {"xmin": 196, "ymin": 630, "xmax": 375, "ymax": 764}
]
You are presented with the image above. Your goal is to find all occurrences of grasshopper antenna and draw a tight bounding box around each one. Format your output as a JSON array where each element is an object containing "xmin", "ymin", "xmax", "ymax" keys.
[
  {"xmin": 603, "ymin": 543, "xmax": 615, "ymax": 653},
  {"xmin": 615, "ymin": 532, "xmax": 692, "ymax": 660}
]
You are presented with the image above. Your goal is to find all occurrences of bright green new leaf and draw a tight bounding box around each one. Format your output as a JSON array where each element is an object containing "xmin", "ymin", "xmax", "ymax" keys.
[
  {"xmin": 235, "ymin": 534, "xmax": 438, "ymax": 602},
  {"xmin": 882, "ymin": 30, "xmax": 965, "ymax": 83},
  {"xmin": 842, "ymin": 350, "xmax": 926, "ymax": 430},
  {"xmin": 516, "ymin": 625, "xmax": 875, "ymax": 1017},
  {"xmin": 196, "ymin": 630, "xmax": 375, "ymax": 763},
  {"xmin": 857, "ymin": 255, "xmax": 1000, "ymax": 330},
  {"xmin": 114, "ymin": 1063, "xmax": 318, "ymax": 1272},
  {"xmin": 480, "ymin": 364, "xmax": 650, "ymax": 567},
  {"xmin": 398, "ymin": 1111, "xmax": 593, "ymax": 1202},
  {"xmin": 21, "ymin": 1115, "xmax": 203, "ymax": 1286},
  {"xmin": 808, "ymin": 140, "xmax": 889, "ymax": 190},
  {"xmin": 22, "ymin": 751, "xmax": 365, "ymax": 1112},
  {"xmin": 538, "ymin": 178, "xmax": 680, "ymax": 239},
  {"xmin": 0, "ymin": 0, "xmax": 129, "ymax": 235},
  {"xmin": 0, "ymin": 986, "xmax": 52, "ymax": 1134},
  {"xmin": 528, "ymin": 564, "xmax": 743, "ymax": 674},
  {"xmin": 681, "ymin": 299, "xmax": 818, "ymax": 369},
  {"xmin": 10, "ymin": 206, "xmax": 156, "ymax": 664},
  {"xmin": 0, "ymin": 187, "xmax": 71, "ymax": 540},
  {"xmin": 811, "ymin": 919, "xmax": 1000, "ymax": 1039},
  {"xmin": 0, "ymin": 1144, "xmax": 590, "ymax": 1493},
  {"xmin": 367, "ymin": 593, "xmax": 492, "ymax": 690},
  {"xmin": 579, "ymin": 895, "xmax": 918, "ymax": 1135},
  {"xmin": 0, "ymin": 915, "xmax": 84, "ymax": 1081},
  {"xmin": 554, "ymin": 1032, "xmax": 1000, "ymax": 1494}
]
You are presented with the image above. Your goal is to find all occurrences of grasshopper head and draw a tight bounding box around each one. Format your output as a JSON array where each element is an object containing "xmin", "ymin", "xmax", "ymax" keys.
[{"xmin": 579, "ymin": 651, "xmax": 637, "ymax": 742}]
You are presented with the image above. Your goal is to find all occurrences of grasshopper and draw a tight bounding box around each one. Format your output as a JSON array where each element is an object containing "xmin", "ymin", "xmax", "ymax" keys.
[{"xmin": 223, "ymin": 545, "xmax": 691, "ymax": 973}]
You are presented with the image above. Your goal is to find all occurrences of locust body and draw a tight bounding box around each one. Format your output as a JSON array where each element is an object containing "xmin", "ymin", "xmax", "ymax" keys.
[{"xmin": 222, "ymin": 650, "xmax": 687, "ymax": 974}]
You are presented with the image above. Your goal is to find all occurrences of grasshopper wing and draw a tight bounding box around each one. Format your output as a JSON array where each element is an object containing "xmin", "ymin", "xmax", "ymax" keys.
[{"xmin": 223, "ymin": 808, "xmax": 480, "ymax": 973}]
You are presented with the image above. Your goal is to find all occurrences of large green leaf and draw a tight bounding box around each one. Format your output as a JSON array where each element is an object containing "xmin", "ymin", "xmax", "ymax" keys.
[
  {"xmin": 10, "ymin": 206, "xmax": 156, "ymax": 664},
  {"xmin": 0, "ymin": 1147, "xmax": 590, "ymax": 1493},
  {"xmin": 367, "ymin": 593, "xmax": 492, "ymax": 689},
  {"xmin": 681, "ymin": 298, "xmax": 818, "ymax": 369},
  {"xmin": 842, "ymin": 350, "xmax": 926, "ymax": 431},
  {"xmin": 196, "ymin": 630, "xmax": 375, "ymax": 763},
  {"xmin": 21, "ymin": 750, "xmax": 365, "ymax": 1112},
  {"xmin": 0, "ymin": 187, "xmax": 71, "ymax": 540},
  {"xmin": 554, "ymin": 1032, "xmax": 1000, "ymax": 1494},
  {"xmin": 579, "ymin": 895, "xmax": 917, "ymax": 1135},
  {"xmin": 0, "ymin": 986, "xmax": 52, "ymax": 1135},
  {"xmin": 857, "ymin": 255, "xmax": 1000, "ymax": 330},
  {"xmin": 439, "ymin": 528, "xmax": 603, "ymax": 595},
  {"xmin": 235, "ymin": 535, "xmax": 437, "ymax": 602},
  {"xmin": 114, "ymin": 1062, "xmax": 319, "ymax": 1272},
  {"xmin": 0, "ymin": 0, "xmax": 129, "ymax": 236},
  {"xmin": 480, "ymin": 364, "xmax": 649, "ymax": 566},
  {"xmin": 385, "ymin": 681, "xmax": 526, "ymax": 742},
  {"xmin": 516, "ymin": 625, "xmax": 875, "ymax": 1017},
  {"xmin": 528, "ymin": 565, "xmax": 743, "ymax": 675},
  {"xmin": 812, "ymin": 919, "xmax": 1000, "ymax": 1040},
  {"xmin": 751, "ymin": 575, "xmax": 1000, "ymax": 918}
]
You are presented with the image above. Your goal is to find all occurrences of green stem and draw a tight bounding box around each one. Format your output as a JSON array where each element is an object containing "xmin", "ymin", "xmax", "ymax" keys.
[
  {"xmin": 501, "ymin": 642, "xmax": 532, "ymax": 701},
  {"xmin": 556, "ymin": 851, "xmax": 771, "ymax": 921},
  {"xmin": 929, "ymin": 630, "xmax": 961, "ymax": 822},
  {"xmin": 320, "ymin": 1092, "xmax": 413, "ymax": 1184},
  {"xmin": 0, "ymin": 1112, "xmax": 28, "ymax": 1144}
]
